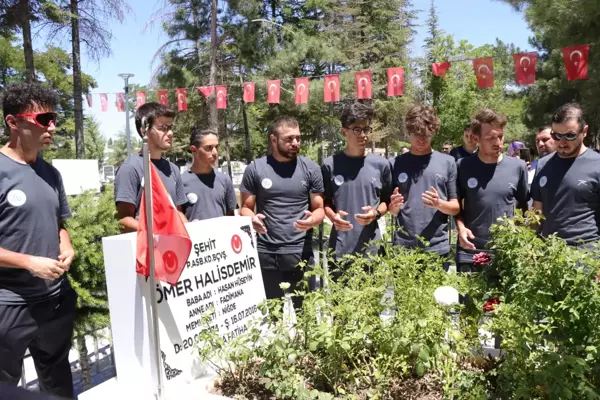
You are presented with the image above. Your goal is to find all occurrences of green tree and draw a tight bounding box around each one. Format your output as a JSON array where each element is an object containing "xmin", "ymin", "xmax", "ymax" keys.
[
  {"xmin": 84, "ymin": 116, "xmax": 106, "ymax": 165},
  {"xmin": 108, "ymin": 131, "xmax": 140, "ymax": 167}
]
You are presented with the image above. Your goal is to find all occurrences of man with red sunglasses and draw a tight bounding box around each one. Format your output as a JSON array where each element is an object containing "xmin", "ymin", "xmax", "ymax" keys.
[
  {"xmin": 0, "ymin": 83, "xmax": 76, "ymax": 397},
  {"xmin": 531, "ymin": 103, "xmax": 600, "ymax": 248}
]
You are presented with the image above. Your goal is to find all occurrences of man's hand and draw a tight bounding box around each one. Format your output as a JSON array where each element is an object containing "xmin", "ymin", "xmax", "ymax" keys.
[
  {"xmin": 389, "ymin": 187, "xmax": 404, "ymax": 216},
  {"xmin": 422, "ymin": 186, "xmax": 441, "ymax": 210},
  {"xmin": 294, "ymin": 210, "xmax": 317, "ymax": 232},
  {"xmin": 252, "ymin": 213, "xmax": 268, "ymax": 234},
  {"xmin": 354, "ymin": 206, "xmax": 377, "ymax": 226},
  {"xmin": 28, "ymin": 256, "xmax": 67, "ymax": 280},
  {"xmin": 332, "ymin": 210, "xmax": 353, "ymax": 232},
  {"xmin": 58, "ymin": 249, "xmax": 75, "ymax": 271},
  {"xmin": 458, "ymin": 228, "xmax": 476, "ymax": 250}
]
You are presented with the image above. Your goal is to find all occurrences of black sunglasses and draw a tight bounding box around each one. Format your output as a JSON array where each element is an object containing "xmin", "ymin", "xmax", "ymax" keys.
[
  {"xmin": 15, "ymin": 112, "xmax": 58, "ymax": 128},
  {"xmin": 550, "ymin": 130, "xmax": 580, "ymax": 141}
]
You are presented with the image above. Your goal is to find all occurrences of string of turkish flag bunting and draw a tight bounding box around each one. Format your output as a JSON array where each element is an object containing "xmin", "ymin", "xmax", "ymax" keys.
[{"xmin": 88, "ymin": 44, "xmax": 590, "ymax": 112}]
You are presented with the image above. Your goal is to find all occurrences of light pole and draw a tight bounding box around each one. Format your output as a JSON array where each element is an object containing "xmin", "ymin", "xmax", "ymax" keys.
[{"xmin": 118, "ymin": 73, "xmax": 135, "ymax": 157}]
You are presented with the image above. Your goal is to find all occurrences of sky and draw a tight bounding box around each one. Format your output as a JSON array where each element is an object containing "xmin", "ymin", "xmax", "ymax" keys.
[{"xmin": 69, "ymin": 0, "xmax": 533, "ymax": 139}]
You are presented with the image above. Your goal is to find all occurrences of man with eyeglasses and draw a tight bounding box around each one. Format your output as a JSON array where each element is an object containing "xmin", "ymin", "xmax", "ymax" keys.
[
  {"xmin": 531, "ymin": 103, "xmax": 600, "ymax": 248},
  {"xmin": 389, "ymin": 105, "xmax": 460, "ymax": 260},
  {"xmin": 114, "ymin": 102, "xmax": 188, "ymax": 232},
  {"xmin": 321, "ymin": 101, "xmax": 393, "ymax": 265},
  {"xmin": 0, "ymin": 83, "xmax": 77, "ymax": 397}
]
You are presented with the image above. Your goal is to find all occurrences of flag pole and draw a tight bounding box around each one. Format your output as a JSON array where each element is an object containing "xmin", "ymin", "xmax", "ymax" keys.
[{"xmin": 142, "ymin": 136, "xmax": 166, "ymax": 400}]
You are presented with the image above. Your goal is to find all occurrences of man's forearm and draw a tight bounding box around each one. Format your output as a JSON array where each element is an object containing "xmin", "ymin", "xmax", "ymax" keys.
[
  {"xmin": 59, "ymin": 228, "xmax": 73, "ymax": 253},
  {"xmin": 178, "ymin": 211, "xmax": 188, "ymax": 223},
  {"xmin": 437, "ymin": 199, "xmax": 460, "ymax": 216},
  {"xmin": 0, "ymin": 247, "xmax": 31, "ymax": 270},
  {"xmin": 310, "ymin": 207, "xmax": 325, "ymax": 225},
  {"xmin": 239, "ymin": 207, "xmax": 256, "ymax": 218},
  {"xmin": 119, "ymin": 217, "xmax": 139, "ymax": 233},
  {"xmin": 455, "ymin": 214, "xmax": 467, "ymax": 231}
]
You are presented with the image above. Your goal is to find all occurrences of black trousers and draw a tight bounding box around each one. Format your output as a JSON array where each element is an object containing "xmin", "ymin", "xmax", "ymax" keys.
[
  {"xmin": 258, "ymin": 251, "xmax": 313, "ymax": 309},
  {"xmin": 0, "ymin": 289, "xmax": 77, "ymax": 399}
]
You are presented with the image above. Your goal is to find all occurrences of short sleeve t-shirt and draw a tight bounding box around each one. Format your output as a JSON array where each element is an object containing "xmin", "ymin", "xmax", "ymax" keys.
[
  {"xmin": 531, "ymin": 149, "xmax": 600, "ymax": 246},
  {"xmin": 450, "ymin": 146, "xmax": 476, "ymax": 162},
  {"xmin": 114, "ymin": 154, "xmax": 187, "ymax": 216},
  {"xmin": 391, "ymin": 151, "xmax": 458, "ymax": 255},
  {"xmin": 322, "ymin": 153, "xmax": 393, "ymax": 257},
  {"xmin": 0, "ymin": 153, "xmax": 72, "ymax": 304},
  {"xmin": 182, "ymin": 169, "xmax": 237, "ymax": 221},
  {"xmin": 456, "ymin": 155, "xmax": 529, "ymax": 262},
  {"xmin": 239, "ymin": 155, "xmax": 324, "ymax": 254}
]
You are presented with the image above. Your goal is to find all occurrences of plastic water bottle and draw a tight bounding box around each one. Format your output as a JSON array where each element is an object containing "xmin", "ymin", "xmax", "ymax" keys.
[{"xmin": 380, "ymin": 286, "xmax": 395, "ymax": 325}]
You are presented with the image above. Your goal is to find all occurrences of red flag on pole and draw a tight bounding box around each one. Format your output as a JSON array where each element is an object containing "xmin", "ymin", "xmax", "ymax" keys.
[
  {"xmin": 100, "ymin": 94, "xmax": 108, "ymax": 112},
  {"xmin": 136, "ymin": 91, "xmax": 146, "ymax": 110},
  {"xmin": 215, "ymin": 86, "xmax": 227, "ymax": 109},
  {"xmin": 116, "ymin": 93, "xmax": 125, "ymax": 112},
  {"xmin": 196, "ymin": 86, "xmax": 214, "ymax": 98},
  {"xmin": 562, "ymin": 44, "xmax": 590, "ymax": 81},
  {"xmin": 513, "ymin": 52, "xmax": 537, "ymax": 86},
  {"xmin": 136, "ymin": 164, "xmax": 192, "ymax": 286},
  {"xmin": 355, "ymin": 70, "xmax": 372, "ymax": 99},
  {"xmin": 176, "ymin": 88, "xmax": 188, "ymax": 111},
  {"xmin": 86, "ymin": 93, "xmax": 92, "ymax": 108},
  {"xmin": 324, "ymin": 75, "xmax": 340, "ymax": 103},
  {"xmin": 295, "ymin": 77, "xmax": 309, "ymax": 104},
  {"xmin": 432, "ymin": 62, "xmax": 451, "ymax": 77},
  {"xmin": 243, "ymin": 82, "xmax": 255, "ymax": 103},
  {"xmin": 387, "ymin": 67, "xmax": 405, "ymax": 97},
  {"xmin": 473, "ymin": 58, "xmax": 494, "ymax": 88},
  {"xmin": 158, "ymin": 90, "xmax": 169, "ymax": 106},
  {"xmin": 267, "ymin": 80, "xmax": 280, "ymax": 104}
]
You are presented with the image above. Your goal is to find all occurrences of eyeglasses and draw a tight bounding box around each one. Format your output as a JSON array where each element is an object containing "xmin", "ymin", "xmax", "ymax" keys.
[
  {"xmin": 15, "ymin": 112, "xmax": 58, "ymax": 128},
  {"xmin": 344, "ymin": 126, "xmax": 372, "ymax": 135},
  {"xmin": 550, "ymin": 130, "xmax": 580, "ymax": 141}
]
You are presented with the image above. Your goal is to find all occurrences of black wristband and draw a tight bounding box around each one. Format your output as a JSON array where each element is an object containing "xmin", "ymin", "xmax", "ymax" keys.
[{"xmin": 376, "ymin": 210, "xmax": 382, "ymax": 220}]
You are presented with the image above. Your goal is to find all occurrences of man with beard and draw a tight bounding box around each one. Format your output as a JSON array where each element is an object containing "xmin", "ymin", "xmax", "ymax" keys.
[
  {"xmin": 531, "ymin": 104, "xmax": 600, "ymax": 248},
  {"xmin": 114, "ymin": 102, "xmax": 188, "ymax": 232},
  {"xmin": 321, "ymin": 101, "xmax": 393, "ymax": 265},
  {"xmin": 240, "ymin": 116, "xmax": 325, "ymax": 303},
  {"xmin": 450, "ymin": 124, "xmax": 478, "ymax": 161},
  {"xmin": 389, "ymin": 105, "xmax": 460, "ymax": 260},
  {"xmin": 530, "ymin": 126, "xmax": 556, "ymax": 173},
  {"xmin": 182, "ymin": 128, "xmax": 237, "ymax": 221}
]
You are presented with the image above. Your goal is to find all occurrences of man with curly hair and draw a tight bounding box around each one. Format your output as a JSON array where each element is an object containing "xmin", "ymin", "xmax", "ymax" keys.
[{"xmin": 389, "ymin": 105, "xmax": 460, "ymax": 259}]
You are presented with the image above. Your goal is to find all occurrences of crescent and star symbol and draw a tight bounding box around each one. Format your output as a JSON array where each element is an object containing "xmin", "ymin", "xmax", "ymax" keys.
[
  {"xmin": 269, "ymin": 84, "xmax": 278, "ymax": 95},
  {"xmin": 217, "ymin": 90, "xmax": 225, "ymax": 100},
  {"xmin": 391, "ymin": 74, "xmax": 400, "ymax": 87},
  {"xmin": 297, "ymin": 83, "xmax": 306, "ymax": 94},
  {"xmin": 178, "ymin": 93, "xmax": 184, "ymax": 104},
  {"xmin": 328, "ymin": 80, "xmax": 337, "ymax": 91},
  {"xmin": 245, "ymin": 84, "xmax": 252, "ymax": 93},
  {"xmin": 570, "ymin": 50, "xmax": 583, "ymax": 65},
  {"xmin": 358, "ymin": 77, "xmax": 369, "ymax": 90},
  {"xmin": 478, "ymin": 64, "xmax": 490, "ymax": 77},
  {"xmin": 520, "ymin": 56, "xmax": 531, "ymax": 72}
]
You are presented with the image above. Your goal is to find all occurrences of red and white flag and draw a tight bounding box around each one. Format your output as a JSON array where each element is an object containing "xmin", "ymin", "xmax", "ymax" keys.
[
  {"xmin": 513, "ymin": 52, "xmax": 537, "ymax": 86},
  {"xmin": 387, "ymin": 67, "xmax": 404, "ymax": 97},
  {"xmin": 136, "ymin": 91, "xmax": 146, "ymax": 110},
  {"xmin": 136, "ymin": 163, "xmax": 192, "ymax": 286},
  {"xmin": 158, "ymin": 90, "xmax": 169, "ymax": 106},
  {"xmin": 295, "ymin": 77, "xmax": 309, "ymax": 104},
  {"xmin": 196, "ymin": 86, "xmax": 214, "ymax": 98},
  {"xmin": 243, "ymin": 82, "xmax": 255, "ymax": 103},
  {"xmin": 324, "ymin": 75, "xmax": 340, "ymax": 103},
  {"xmin": 116, "ymin": 93, "xmax": 125, "ymax": 112},
  {"xmin": 100, "ymin": 94, "xmax": 108, "ymax": 112},
  {"xmin": 355, "ymin": 70, "xmax": 372, "ymax": 99},
  {"xmin": 473, "ymin": 58, "xmax": 494, "ymax": 88},
  {"xmin": 267, "ymin": 80, "xmax": 280, "ymax": 104},
  {"xmin": 86, "ymin": 93, "xmax": 93, "ymax": 108},
  {"xmin": 563, "ymin": 44, "xmax": 590, "ymax": 81},
  {"xmin": 176, "ymin": 88, "xmax": 188, "ymax": 111},
  {"xmin": 432, "ymin": 62, "xmax": 451, "ymax": 77},
  {"xmin": 215, "ymin": 86, "xmax": 227, "ymax": 109}
]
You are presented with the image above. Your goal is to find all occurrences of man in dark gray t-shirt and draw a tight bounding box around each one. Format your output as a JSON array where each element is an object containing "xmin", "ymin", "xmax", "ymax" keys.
[
  {"xmin": 240, "ymin": 117, "xmax": 325, "ymax": 305},
  {"xmin": 114, "ymin": 102, "xmax": 188, "ymax": 232},
  {"xmin": 0, "ymin": 83, "xmax": 77, "ymax": 397},
  {"xmin": 389, "ymin": 105, "xmax": 460, "ymax": 257},
  {"xmin": 322, "ymin": 101, "xmax": 393, "ymax": 260},
  {"xmin": 183, "ymin": 128, "xmax": 237, "ymax": 221},
  {"xmin": 531, "ymin": 104, "xmax": 600, "ymax": 248},
  {"xmin": 450, "ymin": 125, "xmax": 478, "ymax": 161}
]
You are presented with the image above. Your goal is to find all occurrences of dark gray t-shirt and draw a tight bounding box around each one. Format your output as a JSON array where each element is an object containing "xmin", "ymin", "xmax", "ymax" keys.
[
  {"xmin": 182, "ymin": 169, "xmax": 237, "ymax": 221},
  {"xmin": 391, "ymin": 151, "xmax": 458, "ymax": 255},
  {"xmin": 322, "ymin": 153, "xmax": 393, "ymax": 256},
  {"xmin": 114, "ymin": 154, "xmax": 187, "ymax": 216},
  {"xmin": 456, "ymin": 155, "xmax": 529, "ymax": 262},
  {"xmin": 240, "ymin": 155, "xmax": 324, "ymax": 254},
  {"xmin": 531, "ymin": 149, "xmax": 600, "ymax": 246},
  {"xmin": 0, "ymin": 154, "xmax": 71, "ymax": 304},
  {"xmin": 450, "ymin": 146, "xmax": 476, "ymax": 162}
]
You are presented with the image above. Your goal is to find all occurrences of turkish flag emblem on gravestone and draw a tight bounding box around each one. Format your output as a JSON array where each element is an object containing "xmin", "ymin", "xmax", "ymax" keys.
[
  {"xmin": 355, "ymin": 70, "xmax": 372, "ymax": 99},
  {"xmin": 243, "ymin": 82, "xmax": 255, "ymax": 103},
  {"xmin": 231, "ymin": 234, "xmax": 242, "ymax": 254},
  {"xmin": 324, "ymin": 75, "xmax": 340, "ymax": 103},
  {"xmin": 513, "ymin": 52, "xmax": 537, "ymax": 85},
  {"xmin": 295, "ymin": 77, "xmax": 309, "ymax": 104},
  {"xmin": 267, "ymin": 80, "xmax": 280, "ymax": 104},
  {"xmin": 473, "ymin": 57, "xmax": 494, "ymax": 88},
  {"xmin": 563, "ymin": 44, "xmax": 590, "ymax": 81}
]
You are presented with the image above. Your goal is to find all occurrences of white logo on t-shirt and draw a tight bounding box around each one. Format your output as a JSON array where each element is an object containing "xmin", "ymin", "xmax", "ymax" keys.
[
  {"xmin": 467, "ymin": 177, "xmax": 478, "ymax": 189},
  {"xmin": 7, "ymin": 189, "xmax": 26, "ymax": 207},
  {"xmin": 187, "ymin": 192, "xmax": 198, "ymax": 204},
  {"xmin": 261, "ymin": 178, "xmax": 273, "ymax": 189},
  {"xmin": 539, "ymin": 176, "xmax": 547, "ymax": 187},
  {"xmin": 578, "ymin": 180, "xmax": 588, "ymax": 186},
  {"xmin": 334, "ymin": 175, "xmax": 344, "ymax": 186},
  {"xmin": 398, "ymin": 173, "xmax": 408, "ymax": 183},
  {"xmin": 508, "ymin": 183, "xmax": 517, "ymax": 191}
]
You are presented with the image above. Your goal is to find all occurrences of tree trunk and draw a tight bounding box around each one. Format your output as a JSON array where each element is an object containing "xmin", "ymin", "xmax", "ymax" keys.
[
  {"xmin": 77, "ymin": 335, "xmax": 92, "ymax": 391},
  {"xmin": 18, "ymin": 0, "xmax": 35, "ymax": 82},
  {"xmin": 71, "ymin": 0, "xmax": 85, "ymax": 159},
  {"xmin": 208, "ymin": 0, "xmax": 218, "ymax": 131}
]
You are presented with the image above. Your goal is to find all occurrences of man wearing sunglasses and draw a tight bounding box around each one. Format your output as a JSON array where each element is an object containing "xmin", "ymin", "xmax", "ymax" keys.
[
  {"xmin": 531, "ymin": 103, "xmax": 600, "ymax": 248},
  {"xmin": 322, "ymin": 101, "xmax": 393, "ymax": 268},
  {"xmin": 0, "ymin": 83, "xmax": 76, "ymax": 397},
  {"xmin": 114, "ymin": 102, "xmax": 188, "ymax": 232}
]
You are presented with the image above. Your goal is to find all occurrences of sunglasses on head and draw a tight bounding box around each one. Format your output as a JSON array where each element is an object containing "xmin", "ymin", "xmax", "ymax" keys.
[
  {"xmin": 15, "ymin": 112, "xmax": 58, "ymax": 128},
  {"xmin": 550, "ymin": 130, "xmax": 580, "ymax": 141}
]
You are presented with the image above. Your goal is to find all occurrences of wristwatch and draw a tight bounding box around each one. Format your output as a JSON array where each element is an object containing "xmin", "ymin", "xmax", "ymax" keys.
[{"xmin": 375, "ymin": 210, "xmax": 382, "ymax": 220}]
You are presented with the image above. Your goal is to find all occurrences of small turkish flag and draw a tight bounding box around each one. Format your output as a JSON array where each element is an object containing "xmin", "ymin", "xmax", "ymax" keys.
[
  {"xmin": 267, "ymin": 80, "xmax": 280, "ymax": 104},
  {"xmin": 243, "ymin": 82, "xmax": 255, "ymax": 103},
  {"xmin": 196, "ymin": 86, "xmax": 214, "ymax": 98},
  {"xmin": 136, "ymin": 91, "xmax": 146, "ymax": 110},
  {"xmin": 563, "ymin": 44, "xmax": 590, "ymax": 81},
  {"xmin": 215, "ymin": 85, "xmax": 227, "ymax": 109},
  {"xmin": 324, "ymin": 75, "xmax": 340, "ymax": 103},
  {"xmin": 473, "ymin": 58, "xmax": 494, "ymax": 88},
  {"xmin": 158, "ymin": 90, "xmax": 169, "ymax": 106},
  {"xmin": 116, "ymin": 93, "xmax": 126, "ymax": 112},
  {"xmin": 86, "ymin": 93, "xmax": 92, "ymax": 108},
  {"xmin": 176, "ymin": 88, "xmax": 188, "ymax": 111},
  {"xmin": 355, "ymin": 70, "xmax": 372, "ymax": 99},
  {"xmin": 513, "ymin": 52, "xmax": 537, "ymax": 86},
  {"xmin": 387, "ymin": 67, "xmax": 404, "ymax": 97},
  {"xmin": 295, "ymin": 77, "xmax": 309, "ymax": 104},
  {"xmin": 100, "ymin": 94, "xmax": 108, "ymax": 112},
  {"xmin": 432, "ymin": 62, "xmax": 451, "ymax": 77},
  {"xmin": 136, "ymin": 163, "xmax": 192, "ymax": 286}
]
